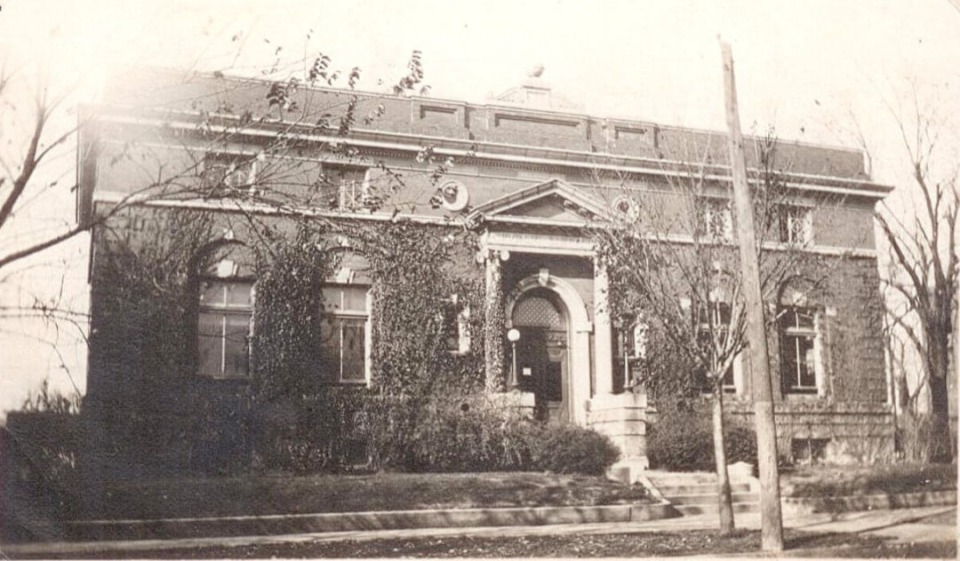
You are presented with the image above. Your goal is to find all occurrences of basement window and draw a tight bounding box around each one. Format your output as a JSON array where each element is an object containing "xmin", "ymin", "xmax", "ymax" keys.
[{"xmin": 791, "ymin": 438, "xmax": 829, "ymax": 464}]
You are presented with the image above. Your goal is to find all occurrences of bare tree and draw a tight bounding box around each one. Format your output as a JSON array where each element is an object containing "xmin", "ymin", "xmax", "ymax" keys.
[
  {"xmin": 0, "ymin": 42, "xmax": 442, "ymax": 411},
  {"xmin": 0, "ymin": 45, "xmax": 435, "ymax": 272},
  {"xmin": 595, "ymin": 134, "xmax": 830, "ymax": 535},
  {"xmin": 874, "ymin": 99, "xmax": 959, "ymax": 463}
]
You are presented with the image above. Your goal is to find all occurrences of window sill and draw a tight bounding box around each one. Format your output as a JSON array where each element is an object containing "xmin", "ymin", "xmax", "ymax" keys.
[
  {"xmin": 784, "ymin": 390, "xmax": 821, "ymax": 398},
  {"xmin": 196, "ymin": 375, "xmax": 251, "ymax": 382}
]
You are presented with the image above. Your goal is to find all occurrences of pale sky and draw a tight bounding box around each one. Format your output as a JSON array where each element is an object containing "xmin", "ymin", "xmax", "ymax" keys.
[{"xmin": 1, "ymin": 0, "xmax": 958, "ymax": 416}]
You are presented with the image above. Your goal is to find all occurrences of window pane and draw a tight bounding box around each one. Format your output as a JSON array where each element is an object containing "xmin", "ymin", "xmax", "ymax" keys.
[
  {"xmin": 782, "ymin": 333, "xmax": 816, "ymax": 391},
  {"xmin": 715, "ymin": 303, "xmax": 731, "ymax": 325},
  {"xmin": 322, "ymin": 287, "xmax": 343, "ymax": 312},
  {"xmin": 782, "ymin": 335, "xmax": 799, "ymax": 389},
  {"xmin": 198, "ymin": 313, "xmax": 224, "ymax": 377},
  {"xmin": 200, "ymin": 283, "xmax": 226, "ymax": 307},
  {"xmin": 223, "ymin": 314, "xmax": 251, "ymax": 378},
  {"xmin": 320, "ymin": 319, "xmax": 340, "ymax": 380},
  {"xmin": 341, "ymin": 320, "xmax": 366, "ymax": 381},
  {"xmin": 341, "ymin": 287, "xmax": 367, "ymax": 312},
  {"xmin": 226, "ymin": 283, "xmax": 253, "ymax": 307},
  {"xmin": 780, "ymin": 307, "xmax": 814, "ymax": 331},
  {"xmin": 798, "ymin": 336, "xmax": 816, "ymax": 387},
  {"xmin": 721, "ymin": 362, "xmax": 735, "ymax": 388}
]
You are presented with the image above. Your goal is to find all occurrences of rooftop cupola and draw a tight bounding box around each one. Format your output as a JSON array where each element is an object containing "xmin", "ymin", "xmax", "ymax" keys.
[{"xmin": 492, "ymin": 65, "xmax": 583, "ymax": 112}]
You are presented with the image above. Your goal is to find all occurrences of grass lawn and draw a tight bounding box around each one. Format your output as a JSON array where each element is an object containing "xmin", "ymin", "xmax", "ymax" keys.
[
  {"xmin": 781, "ymin": 463, "xmax": 956, "ymax": 498},
  {"xmin": 89, "ymin": 472, "xmax": 651, "ymax": 520}
]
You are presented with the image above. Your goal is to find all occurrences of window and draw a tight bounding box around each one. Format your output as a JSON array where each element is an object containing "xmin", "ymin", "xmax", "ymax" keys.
[
  {"xmin": 613, "ymin": 320, "xmax": 649, "ymax": 391},
  {"xmin": 201, "ymin": 153, "xmax": 259, "ymax": 196},
  {"xmin": 777, "ymin": 205, "xmax": 813, "ymax": 245},
  {"xmin": 698, "ymin": 199, "xmax": 733, "ymax": 241},
  {"xmin": 198, "ymin": 279, "xmax": 254, "ymax": 379},
  {"xmin": 779, "ymin": 307, "xmax": 820, "ymax": 394},
  {"xmin": 320, "ymin": 285, "xmax": 370, "ymax": 383},
  {"xmin": 443, "ymin": 296, "xmax": 471, "ymax": 355},
  {"xmin": 791, "ymin": 438, "xmax": 829, "ymax": 464},
  {"xmin": 695, "ymin": 301, "xmax": 737, "ymax": 392},
  {"xmin": 319, "ymin": 165, "xmax": 370, "ymax": 211}
]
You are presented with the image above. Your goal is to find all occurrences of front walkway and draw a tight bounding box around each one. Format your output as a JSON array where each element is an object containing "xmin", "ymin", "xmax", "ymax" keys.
[{"xmin": 3, "ymin": 504, "xmax": 954, "ymax": 558}]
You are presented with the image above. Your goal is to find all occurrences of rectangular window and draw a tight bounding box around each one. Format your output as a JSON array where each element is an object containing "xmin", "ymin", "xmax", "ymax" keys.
[
  {"xmin": 198, "ymin": 280, "xmax": 254, "ymax": 379},
  {"xmin": 791, "ymin": 438, "xmax": 829, "ymax": 464},
  {"xmin": 777, "ymin": 205, "xmax": 813, "ymax": 245},
  {"xmin": 201, "ymin": 153, "xmax": 259, "ymax": 196},
  {"xmin": 321, "ymin": 284, "xmax": 370, "ymax": 383},
  {"xmin": 612, "ymin": 322, "xmax": 647, "ymax": 392},
  {"xmin": 779, "ymin": 307, "xmax": 820, "ymax": 394},
  {"xmin": 698, "ymin": 199, "xmax": 733, "ymax": 241},
  {"xmin": 443, "ymin": 297, "xmax": 471, "ymax": 355},
  {"xmin": 319, "ymin": 165, "xmax": 369, "ymax": 211},
  {"xmin": 695, "ymin": 302, "xmax": 737, "ymax": 392}
]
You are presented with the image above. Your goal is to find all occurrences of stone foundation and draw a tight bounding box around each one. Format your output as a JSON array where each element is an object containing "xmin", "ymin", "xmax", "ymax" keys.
[{"xmin": 587, "ymin": 391, "xmax": 650, "ymax": 482}]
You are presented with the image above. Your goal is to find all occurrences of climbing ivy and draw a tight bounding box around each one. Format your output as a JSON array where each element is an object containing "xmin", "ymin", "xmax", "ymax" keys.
[
  {"xmin": 348, "ymin": 221, "xmax": 485, "ymax": 469},
  {"xmin": 251, "ymin": 219, "xmax": 338, "ymax": 402}
]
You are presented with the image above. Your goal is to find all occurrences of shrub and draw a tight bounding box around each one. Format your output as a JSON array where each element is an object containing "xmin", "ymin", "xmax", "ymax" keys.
[
  {"xmin": 724, "ymin": 422, "xmax": 758, "ymax": 466},
  {"xmin": 529, "ymin": 424, "xmax": 621, "ymax": 476},
  {"xmin": 254, "ymin": 390, "xmax": 368, "ymax": 474},
  {"xmin": 382, "ymin": 397, "xmax": 533, "ymax": 473},
  {"xmin": 647, "ymin": 401, "xmax": 756, "ymax": 472},
  {"xmin": 363, "ymin": 396, "xmax": 620, "ymax": 475},
  {"xmin": 2, "ymin": 411, "xmax": 82, "ymax": 541}
]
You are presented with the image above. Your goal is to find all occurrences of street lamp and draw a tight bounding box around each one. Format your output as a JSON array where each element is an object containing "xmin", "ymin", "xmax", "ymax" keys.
[{"xmin": 507, "ymin": 328, "xmax": 521, "ymax": 391}]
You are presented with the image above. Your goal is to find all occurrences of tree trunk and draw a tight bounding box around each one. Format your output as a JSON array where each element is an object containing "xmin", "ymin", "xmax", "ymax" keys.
[
  {"xmin": 712, "ymin": 386, "xmax": 735, "ymax": 535},
  {"xmin": 928, "ymin": 365, "xmax": 953, "ymax": 463},
  {"xmin": 925, "ymin": 322, "xmax": 953, "ymax": 462}
]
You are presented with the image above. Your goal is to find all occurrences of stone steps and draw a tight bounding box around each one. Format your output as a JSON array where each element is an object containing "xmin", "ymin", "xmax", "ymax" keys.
[
  {"xmin": 667, "ymin": 491, "xmax": 758, "ymax": 506},
  {"xmin": 644, "ymin": 470, "xmax": 759, "ymax": 517}
]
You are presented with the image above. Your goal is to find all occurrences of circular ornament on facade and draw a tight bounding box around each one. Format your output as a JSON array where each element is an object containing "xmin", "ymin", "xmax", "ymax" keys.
[
  {"xmin": 440, "ymin": 180, "xmax": 470, "ymax": 212},
  {"xmin": 612, "ymin": 196, "xmax": 640, "ymax": 221}
]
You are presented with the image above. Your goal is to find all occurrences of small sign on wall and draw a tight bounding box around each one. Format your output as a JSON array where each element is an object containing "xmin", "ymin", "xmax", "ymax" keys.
[{"xmin": 522, "ymin": 367, "xmax": 532, "ymax": 377}]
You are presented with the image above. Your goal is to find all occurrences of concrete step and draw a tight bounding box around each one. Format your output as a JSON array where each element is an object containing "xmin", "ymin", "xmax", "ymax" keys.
[
  {"xmin": 675, "ymin": 502, "xmax": 760, "ymax": 516},
  {"xmin": 653, "ymin": 483, "xmax": 752, "ymax": 496},
  {"xmin": 666, "ymin": 491, "xmax": 758, "ymax": 506},
  {"xmin": 644, "ymin": 471, "xmax": 719, "ymax": 486}
]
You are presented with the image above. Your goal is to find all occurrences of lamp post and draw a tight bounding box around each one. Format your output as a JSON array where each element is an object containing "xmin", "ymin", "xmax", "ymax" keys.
[{"xmin": 507, "ymin": 328, "xmax": 521, "ymax": 390}]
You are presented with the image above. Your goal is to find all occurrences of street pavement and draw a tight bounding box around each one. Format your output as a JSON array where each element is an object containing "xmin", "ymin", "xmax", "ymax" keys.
[{"xmin": 1, "ymin": 504, "xmax": 955, "ymax": 557}]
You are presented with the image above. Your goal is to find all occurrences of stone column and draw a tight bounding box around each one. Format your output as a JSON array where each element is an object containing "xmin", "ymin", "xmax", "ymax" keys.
[
  {"xmin": 484, "ymin": 251, "xmax": 506, "ymax": 392},
  {"xmin": 594, "ymin": 258, "xmax": 614, "ymax": 396}
]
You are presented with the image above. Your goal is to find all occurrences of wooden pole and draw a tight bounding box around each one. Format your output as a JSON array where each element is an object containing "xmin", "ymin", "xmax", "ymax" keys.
[{"xmin": 718, "ymin": 39, "xmax": 784, "ymax": 552}]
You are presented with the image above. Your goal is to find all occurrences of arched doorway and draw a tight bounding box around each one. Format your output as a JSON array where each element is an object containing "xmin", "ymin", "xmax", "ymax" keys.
[{"xmin": 512, "ymin": 288, "xmax": 570, "ymax": 422}]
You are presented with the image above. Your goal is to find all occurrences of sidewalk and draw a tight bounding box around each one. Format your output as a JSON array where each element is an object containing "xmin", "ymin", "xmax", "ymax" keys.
[{"xmin": 3, "ymin": 504, "xmax": 954, "ymax": 557}]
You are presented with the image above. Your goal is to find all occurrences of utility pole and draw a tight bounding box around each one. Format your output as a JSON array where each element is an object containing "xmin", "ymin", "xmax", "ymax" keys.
[{"xmin": 718, "ymin": 40, "xmax": 784, "ymax": 552}]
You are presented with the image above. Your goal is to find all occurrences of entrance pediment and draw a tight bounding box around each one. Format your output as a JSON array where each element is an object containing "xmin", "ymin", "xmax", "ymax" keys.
[{"xmin": 468, "ymin": 179, "xmax": 611, "ymax": 227}]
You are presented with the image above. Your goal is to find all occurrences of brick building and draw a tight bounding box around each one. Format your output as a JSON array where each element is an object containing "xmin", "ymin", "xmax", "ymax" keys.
[{"xmin": 78, "ymin": 68, "xmax": 894, "ymax": 475}]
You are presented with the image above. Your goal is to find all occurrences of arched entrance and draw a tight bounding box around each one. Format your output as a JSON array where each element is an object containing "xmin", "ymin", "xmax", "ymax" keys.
[{"xmin": 511, "ymin": 288, "xmax": 569, "ymax": 422}]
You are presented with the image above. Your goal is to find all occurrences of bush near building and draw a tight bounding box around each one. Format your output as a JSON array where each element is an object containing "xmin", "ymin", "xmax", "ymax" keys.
[{"xmin": 646, "ymin": 399, "xmax": 758, "ymax": 472}]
